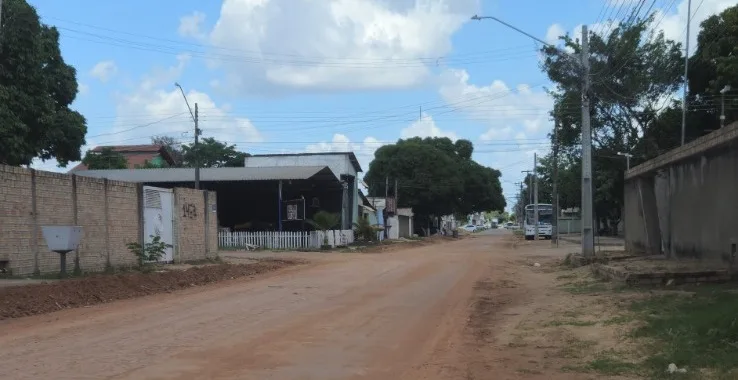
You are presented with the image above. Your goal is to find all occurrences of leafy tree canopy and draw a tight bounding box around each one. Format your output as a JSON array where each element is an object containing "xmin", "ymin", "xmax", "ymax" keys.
[
  {"xmin": 179, "ymin": 137, "xmax": 250, "ymax": 168},
  {"xmin": 81, "ymin": 147, "xmax": 128, "ymax": 170},
  {"xmin": 364, "ymin": 137, "xmax": 505, "ymax": 223},
  {"xmin": 0, "ymin": 0, "xmax": 87, "ymax": 166},
  {"xmin": 540, "ymin": 15, "xmax": 683, "ymax": 234}
]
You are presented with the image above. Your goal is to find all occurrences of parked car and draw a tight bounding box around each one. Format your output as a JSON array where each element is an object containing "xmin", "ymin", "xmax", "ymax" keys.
[{"xmin": 463, "ymin": 224, "xmax": 477, "ymax": 232}]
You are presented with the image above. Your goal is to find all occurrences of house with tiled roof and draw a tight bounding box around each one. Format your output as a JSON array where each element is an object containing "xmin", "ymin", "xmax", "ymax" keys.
[{"xmin": 69, "ymin": 145, "xmax": 176, "ymax": 172}]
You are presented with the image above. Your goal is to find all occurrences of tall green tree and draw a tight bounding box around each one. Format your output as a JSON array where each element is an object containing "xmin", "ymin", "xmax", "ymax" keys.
[
  {"xmin": 686, "ymin": 5, "xmax": 738, "ymax": 135},
  {"xmin": 0, "ymin": 0, "xmax": 87, "ymax": 166},
  {"xmin": 541, "ymin": 16, "xmax": 684, "ymax": 234},
  {"xmin": 365, "ymin": 137, "xmax": 505, "ymax": 228},
  {"xmin": 180, "ymin": 137, "xmax": 250, "ymax": 168},
  {"xmin": 81, "ymin": 147, "xmax": 128, "ymax": 170}
]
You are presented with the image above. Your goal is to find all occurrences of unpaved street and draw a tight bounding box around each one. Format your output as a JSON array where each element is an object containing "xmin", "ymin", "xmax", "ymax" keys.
[{"xmin": 0, "ymin": 232, "xmax": 558, "ymax": 380}]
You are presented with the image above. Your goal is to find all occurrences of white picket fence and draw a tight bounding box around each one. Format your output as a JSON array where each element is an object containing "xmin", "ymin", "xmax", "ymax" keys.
[{"xmin": 218, "ymin": 230, "xmax": 354, "ymax": 250}]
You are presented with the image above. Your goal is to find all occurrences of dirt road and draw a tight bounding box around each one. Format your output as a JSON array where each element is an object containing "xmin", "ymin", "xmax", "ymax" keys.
[{"xmin": 0, "ymin": 232, "xmax": 549, "ymax": 380}]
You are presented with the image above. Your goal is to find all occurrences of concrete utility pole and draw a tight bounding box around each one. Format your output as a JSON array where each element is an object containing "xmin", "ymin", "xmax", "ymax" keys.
[
  {"xmin": 681, "ymin": 0, "xmax": 692, "ymax": 145},
  {"xmin": 580, "ymin": 25, "xmax": 595, "ymax": 257},
  {"xmin": 552, "ymin": 120, "xmax": 559, "ymax": 245},
  {"xmin": 175, "ymin": 83, "xmax": 201, "ymax": 190},
  {"xmin": 470, "ymin": 15, "xmax": 594, "ymax": 257},
  {"xmin": 533, "ymin": 153, "xmax": 539, "ymax": 240},
  {"xmin": 194, "ymin": 103, "xmax": 200, "ymax": 189}
]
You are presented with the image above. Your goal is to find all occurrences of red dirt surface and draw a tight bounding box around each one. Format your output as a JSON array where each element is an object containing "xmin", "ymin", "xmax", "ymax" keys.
[{"xmin": 0, "ymin": 259, "xmax": 298, "ymax": 320}]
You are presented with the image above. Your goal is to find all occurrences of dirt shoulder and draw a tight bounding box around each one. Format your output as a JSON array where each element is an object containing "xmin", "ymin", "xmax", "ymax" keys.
[
  {"xmin": 0, "ymin": 259, "xmax": 298, "ymax": 320},
  {"xmin": 458, "ymin": 236, "xmax": 738, "ymax": 379}
]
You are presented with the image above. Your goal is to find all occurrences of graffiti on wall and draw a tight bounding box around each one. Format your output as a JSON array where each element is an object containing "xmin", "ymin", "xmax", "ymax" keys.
[{"xmin": 182, "ymin": 203, "xmax": 198, "ymax": 219}]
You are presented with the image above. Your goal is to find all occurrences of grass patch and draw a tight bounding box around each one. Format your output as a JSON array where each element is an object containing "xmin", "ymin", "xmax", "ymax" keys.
[
  {"xmin": 603, "ymin": 315, "xmax": 635, "ymax": 325},
  {"xmin": 545, "ymin": 319, "xmax": 597, "ymax": 327},
  {"xmin": 630, "ymin": 289, "xmax": 738, "ymax": 378},
  {"xmin": 587, "ymin": 356, "xmax": 640, "ymax": 376},
  {"xmin": 556, "ymin": 338, "xmax": 598, "ymax": 359},
  {"xmin": 561, "ymin": 280, "xmax": 609, "ymax": 294},
  {"xmin": 556, "ymin": 273, "xmax": 578, "ymax": 280}
]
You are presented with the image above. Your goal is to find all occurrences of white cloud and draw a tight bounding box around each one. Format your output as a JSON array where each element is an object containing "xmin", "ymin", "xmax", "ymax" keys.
[
  {"xmin": 400, "ymin": 113, "xmax": 458, "ymax": 140},
  {"xmin": 184, "ymin": 0, "xmax": 480, "ymax": 93},
  {"xmin": 76, "ymin": 56, "xmax": 260, "ymax": 161},
  {"xmin": 89, "ymin": 60, "xmax": 118, "ymax": 83},
  {"xmin": 656, "ymin": 0, "xmax": 735, "ymax": 54},
  {"xmin": 545, "ymin": 24, "xmax": 566, "ymax": 45},
  {"xmin": 438, "ymin": 68, "xmax": 553, "ymax": 142},
  {"xmin": 480, "ymin": 126, "xmax": 512, "ymax": 141},
  {"xmin": 305, "ymin": 133, "xmax": 383, "ymax": 173},
  {"xmin": 178, "ymin": 11, "xmax": 207, "ymax": 40}
]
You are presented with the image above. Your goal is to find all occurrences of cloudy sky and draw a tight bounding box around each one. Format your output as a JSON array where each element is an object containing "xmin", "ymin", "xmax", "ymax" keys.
[{"xmin": 29, "ymin": 0, "xmax": 734, "ymax": 209}]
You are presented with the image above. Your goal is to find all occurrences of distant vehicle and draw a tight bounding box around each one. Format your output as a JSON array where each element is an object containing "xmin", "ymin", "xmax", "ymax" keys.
[
  {"xmin": 524, "ymin": 204, "xmax": 553, "ymax": 240},
  {"xmin": 463, "ymin": 224, "xmax": 477, "ymax": 232},
  {"xmin": 505, "ymin": 222, "xmax": 514, "ymax": 229}
]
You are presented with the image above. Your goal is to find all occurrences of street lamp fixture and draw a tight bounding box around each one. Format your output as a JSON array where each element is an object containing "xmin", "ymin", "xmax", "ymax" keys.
[{"xmin": 616, "ymin": 152, "xmax": 633, "ymax": 170}]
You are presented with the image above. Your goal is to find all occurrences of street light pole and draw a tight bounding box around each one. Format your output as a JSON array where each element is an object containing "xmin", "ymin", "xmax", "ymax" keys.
[
  {"xmin": 617, "ymin": 152, "xmax": 633, "ymax": 170},
  {"xmin": 175, "ymin": 83, "xmax": 200, "ymax": 190},
  {"xmin": 720, "ymin": 85, "xmax": 731, "ymax": 128},
  {"xmin": 471, "ymin": 15, "xmax": 594, "ymax": 256}
]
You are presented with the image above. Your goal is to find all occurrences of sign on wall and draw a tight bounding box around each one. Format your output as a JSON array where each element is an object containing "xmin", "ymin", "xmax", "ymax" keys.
[{"xmin": 282, "ymin": 198, "xmax": 306, "ymax": 221}]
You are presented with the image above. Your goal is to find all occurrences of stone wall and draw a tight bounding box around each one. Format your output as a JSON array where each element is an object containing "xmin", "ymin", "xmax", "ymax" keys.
[{"xmin": 0, "ymin": 165, "xmax": 218, "ymax": 276}]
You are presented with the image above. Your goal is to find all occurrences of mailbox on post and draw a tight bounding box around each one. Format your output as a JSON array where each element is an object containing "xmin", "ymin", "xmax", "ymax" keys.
[{"xmin": 41, "ymin": 226, "xmax": 82, "ymax": 278}]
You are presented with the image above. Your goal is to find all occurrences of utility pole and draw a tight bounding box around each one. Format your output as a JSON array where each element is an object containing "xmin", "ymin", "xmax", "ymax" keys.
[
  {"xmin": 681, "ymin": 0, "xmax": 692, "ymax": 146},
  {"xmin": 174, "ymin": 83, "xmax": 201, "ymax": 190},
  {"xmin": 552, "ymin": 120, "xmax": 559, "ymax": 245},
  {"xmin": 533, "ymin": 153, "xmax": 539, "ymax": 240},
  {"xmin": 394, "ymin": 178, "xmax": 399, "ymax": 206},
  {"xmin": 580, "ymin": 25, "xmax": 595, "ymax": 257},
  {"xmin": 194, "ymin": 103, "xmax": 200, "ymax": 190}
]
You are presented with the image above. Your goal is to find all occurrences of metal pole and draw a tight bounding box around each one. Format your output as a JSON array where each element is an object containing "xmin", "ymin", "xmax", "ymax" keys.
[
  {"xmin": 533, "ymin": 153, "xmax": 539, "ymax": 240},
  {"xmin": 721, "ymin": 91, "xmax": 726, "ymax": 129},
  {"xmin": 278, "ymin": 180, "xmax": 283, "ymax": 232},
  {"xmin": 194, "ymin": 103, "xmax": 200, "ymax": 190},
  {"xmin": 681, "ymin": 0, "xmax": 692, "ymax": 146},
  {"xmin": 552, "ymin": 120, "xmax": 559, "ymax": 245},
  {"xmin": 581, "ymin": 25, "xmax": 595, "ymax": 257}
]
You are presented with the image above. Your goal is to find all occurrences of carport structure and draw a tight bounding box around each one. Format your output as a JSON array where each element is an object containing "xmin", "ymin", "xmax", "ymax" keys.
[{"xmin": 76, "ymin": 166, "xmax": 347, "ymax": 232}]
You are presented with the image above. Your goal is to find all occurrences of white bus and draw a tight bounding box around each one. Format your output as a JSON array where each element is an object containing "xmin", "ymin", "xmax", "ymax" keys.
[{"xmin": 524, "ymin": 203, "xmax": 553, "ymax": 240}]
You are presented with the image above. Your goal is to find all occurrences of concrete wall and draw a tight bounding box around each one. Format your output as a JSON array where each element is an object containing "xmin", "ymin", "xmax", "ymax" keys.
[
  {"xmin": 0, "ymin": 165, "xmax": 218, "ymax": 276},
  {"xmin": 624, "ymin": 121, "xmax": 738, "ymax": 262}
]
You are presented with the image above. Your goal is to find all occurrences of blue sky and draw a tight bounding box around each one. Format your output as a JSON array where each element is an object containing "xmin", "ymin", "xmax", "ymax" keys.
[{"xmin": 28, "ymin": 0, "xmax": 730, "ymax": 210}]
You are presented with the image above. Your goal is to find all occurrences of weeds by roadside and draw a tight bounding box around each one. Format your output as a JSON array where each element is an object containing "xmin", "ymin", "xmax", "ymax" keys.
[{"xmin": 551, "ymin": 261, "xmax": 738, "ymax": 379}]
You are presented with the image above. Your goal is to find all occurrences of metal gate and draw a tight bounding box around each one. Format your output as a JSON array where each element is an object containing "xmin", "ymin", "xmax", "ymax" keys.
[{"xmin": 143, "ymin": 186, "xmax": 174, "ymax": 262}]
